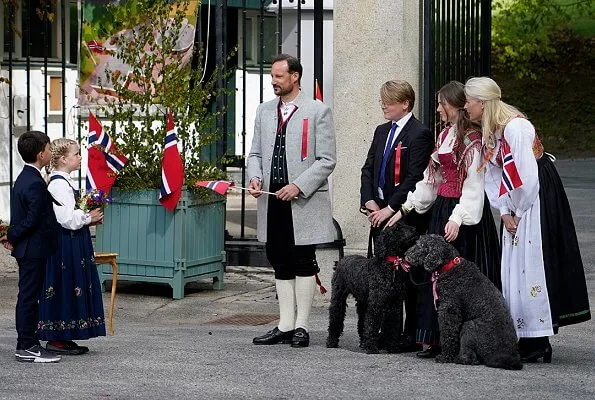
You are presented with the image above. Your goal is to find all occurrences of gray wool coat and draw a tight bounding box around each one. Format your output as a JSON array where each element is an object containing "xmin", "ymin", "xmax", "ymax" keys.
[{"xmin": 247, "ymin": 91, "xmax": 337, "ymax": 245}]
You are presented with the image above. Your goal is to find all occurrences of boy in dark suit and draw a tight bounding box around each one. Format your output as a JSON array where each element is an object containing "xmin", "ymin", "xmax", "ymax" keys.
[
  {"xmin": 360, "ymin": 80, "xmax": 434, "ymax": 352},
  {"xmin": 1, "ymin": 131, "xmax": 60, "ymax": 363}
]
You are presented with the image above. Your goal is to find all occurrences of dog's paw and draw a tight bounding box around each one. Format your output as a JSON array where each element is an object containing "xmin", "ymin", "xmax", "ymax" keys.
[
  {"xmin": 326, "ymin": 338, "xmax": 339, "ymax": 348},
  {"xmin": 455, "ymin": 355, "xmax": 479, "ymax": 365},
  {"xmin": 435, "ymin": 354, "xmax": 455, "ymax": 363}
]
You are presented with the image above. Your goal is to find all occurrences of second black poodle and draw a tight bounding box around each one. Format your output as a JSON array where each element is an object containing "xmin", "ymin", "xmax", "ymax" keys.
[{"xmin": 326, "ymin": 223, "xmax": 419, "ymax": 354}]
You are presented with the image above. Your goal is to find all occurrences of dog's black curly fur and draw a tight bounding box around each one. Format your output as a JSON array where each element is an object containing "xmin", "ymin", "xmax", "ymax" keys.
[
  {"xmin": 326, "ymin": 223, "xmax": 419, "ymax": 354},
  {"xmin": 405, "ymin": 234, "xmax": 522, "ymax": 370}
]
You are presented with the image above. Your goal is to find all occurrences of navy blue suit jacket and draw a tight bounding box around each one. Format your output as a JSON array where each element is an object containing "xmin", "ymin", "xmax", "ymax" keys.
[
  {"xmin": 7, "ymin": 165, "xmax": 59, "ymax": 259},
  {"xmin": 360, "ymin": 116, "xmax": 434, "ymax": 211}
]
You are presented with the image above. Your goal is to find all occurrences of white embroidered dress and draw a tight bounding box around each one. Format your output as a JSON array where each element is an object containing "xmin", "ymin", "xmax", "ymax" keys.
[{"xmin": 484, "ymin": 118, "xmax": 553, "ymax": 338}]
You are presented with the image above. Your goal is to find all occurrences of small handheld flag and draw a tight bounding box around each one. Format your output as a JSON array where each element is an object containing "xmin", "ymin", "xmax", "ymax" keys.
[
  {"xmin": 159, "ymin": 111, "xmax": 185, "ymax": 211},
  {"xmin": 195, "ymin": 180, "xmax": 279, "ymax": 196},
  {"xmin": 499, "ymin": 139, "xmax": 523, "ymax": 197},
  {"xmin": 195, "ymin": 180, "xmax": 235, "ymax": 195}
]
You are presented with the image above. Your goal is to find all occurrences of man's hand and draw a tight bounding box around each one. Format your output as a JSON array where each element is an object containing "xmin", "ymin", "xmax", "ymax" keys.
[
  {"xmin": 502, "ymin": 214, "xmax": 517, "ymax": 235},
  {"xmin": 444, "ymin": 220, "xmax": 460, "ymax": 242},
  {"xmin": 276, "ymin": 183, "xmax": 300, "ymax": 201},
  {"xmin": 368, "ymin": 207, "xmax": 394, "ymax": 228},
  {"xmin": 364, "ymin": 200, "xmax": 381, "ymax": 214},
  {"xmin": 385, "ymin": 211, "xmax": 403, "ymax": 228},
  {"xmin": 248, "ymin": 178, "xmax": 263, "ymax": 198}
]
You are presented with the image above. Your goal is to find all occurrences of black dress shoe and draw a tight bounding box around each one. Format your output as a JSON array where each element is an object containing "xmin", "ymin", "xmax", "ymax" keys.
[
  {"xmin": 253, "ymin": 327, "xmax": 294, "ymax": 345},
  {"xmin": 396, "ymin": 341, "xmax": 423, "ymax": 353},
  {"xmin": 291, "ymin": 328, "xmax": 310, "ymax": 348},
  {"xmin": 417, "ymin": 345, "xmax": 441, "ymax": 358},
  {"xmin": 521, "ymin": 343, "xmax": 552, "ymax": 363}
]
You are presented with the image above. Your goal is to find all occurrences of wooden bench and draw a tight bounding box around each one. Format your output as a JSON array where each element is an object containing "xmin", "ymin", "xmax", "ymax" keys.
[{"xmin": 94, "ymin": 252, "xmax": 118, "ymax": 335}]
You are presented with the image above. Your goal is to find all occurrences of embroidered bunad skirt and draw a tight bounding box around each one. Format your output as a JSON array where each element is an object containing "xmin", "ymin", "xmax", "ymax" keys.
[
  {"xmin": 38, "ymin": 226, "xmax": 106, "ymax": 340},
  {"xmin": 507, "ymin": 155, "xmax": 591, "ymax": 337},
  {"xmin": 415, "ymin": 195, "xmax": 502, "ymax": 345}
]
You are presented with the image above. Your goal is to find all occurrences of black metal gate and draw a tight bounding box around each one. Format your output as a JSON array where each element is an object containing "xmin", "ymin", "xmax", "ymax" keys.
[{"xmin": 422, "ymin": 0, "xmax": 491, "ymax": 132}]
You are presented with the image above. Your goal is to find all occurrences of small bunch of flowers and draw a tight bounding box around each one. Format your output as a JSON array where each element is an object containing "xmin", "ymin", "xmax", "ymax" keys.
[
  {"xmin": 0, "ymin": 219, "xmax": 9, "ymax": 237},
  {"xmin": 77, "ymin": 189, "xmax": 113, "ymax": 212}
]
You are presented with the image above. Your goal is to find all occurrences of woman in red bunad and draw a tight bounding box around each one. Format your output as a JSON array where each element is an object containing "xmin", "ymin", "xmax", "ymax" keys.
[
  {"xmin": 464, "ymin": 76, "xmax": 590, "ymax": 363},
  {"xmin": 386, "ymin": 81, "xmax": 501, "ymax": 359}
]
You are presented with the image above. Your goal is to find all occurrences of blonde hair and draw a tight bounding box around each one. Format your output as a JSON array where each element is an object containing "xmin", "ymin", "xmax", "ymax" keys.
[
  {"xmin": 464, "ymin": 77, "xmax": 525, "ymax": 144},
  {"xmin": 47, "ymin": 138, "xmax": 79, "ymax": 173},
  {"xmin": 380, "ymin": 80, "xmax": 415, "ymax": 111}
]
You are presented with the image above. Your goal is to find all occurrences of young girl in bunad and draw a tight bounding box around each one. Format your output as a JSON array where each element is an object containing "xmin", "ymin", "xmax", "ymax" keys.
[
  {"xmin": 386, "ymin": 81, "xmax": 501, "ymax": 359},
  {"xmin": 464, "ymin": 76, "xmax": 591, "ymax": 363},
  {"xmin": 38, "ymin": 138, "xmax": 106, "ymax": 355}
]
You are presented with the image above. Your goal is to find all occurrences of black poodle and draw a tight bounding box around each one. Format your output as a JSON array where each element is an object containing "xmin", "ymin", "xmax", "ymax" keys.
[
  {"xmin": 326, "ymin": 223, "xmax": 419, "ymax": 354},
  {"xmin": 405, "ymin": 234, "xmax": 522, "ymax": 370}
]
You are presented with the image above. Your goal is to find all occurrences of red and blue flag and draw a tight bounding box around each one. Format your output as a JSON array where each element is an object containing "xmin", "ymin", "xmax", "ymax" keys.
[
  {"xmin": 195, "ymin": 180, "xmax": 234, "ymax": 195},
  {"xmin": 499, "ymin": 139, "xmax": 523, "ymax": 196},
  {"xmin": 86, "ymin": 112, "xmax": 128, "ymax": 193},
  {"xmin": 159, "ymin": 112, "xmax": 185, "ymax": 211}
]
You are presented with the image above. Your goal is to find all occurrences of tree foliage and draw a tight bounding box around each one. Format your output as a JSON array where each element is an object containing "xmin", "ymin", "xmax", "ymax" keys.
[
  {"xmin": 87, "ymin": 0, "xmax": 234, "ymax": 192},
  {"xmin": 492, "ymin": 0, "xmax": 594, "ymax": 79}
]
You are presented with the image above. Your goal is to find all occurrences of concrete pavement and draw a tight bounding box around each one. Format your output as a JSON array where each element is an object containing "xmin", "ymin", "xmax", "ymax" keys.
[{"xmin": 0, "ymin": 158, "xmax": 593, "ymax": 399}]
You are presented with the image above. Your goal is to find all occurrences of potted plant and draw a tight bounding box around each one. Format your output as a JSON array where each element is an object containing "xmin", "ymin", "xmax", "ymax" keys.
[{"xmin": 82, "ymin": 0, "xmax": 233, "ymax": 299}]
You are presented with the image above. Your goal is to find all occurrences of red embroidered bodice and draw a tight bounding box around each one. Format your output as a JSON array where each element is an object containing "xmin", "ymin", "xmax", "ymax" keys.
[{"xmin": 437, "ymin": 152, "xmax": 462, "ymax": 198}]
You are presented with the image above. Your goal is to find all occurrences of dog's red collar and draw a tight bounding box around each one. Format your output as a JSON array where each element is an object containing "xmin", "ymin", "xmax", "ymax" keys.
[
  {"xmin": 438, "ymin": 256, "xmax": 462, "ymax": 274},
  {"xmin": 385, "ymin": 256, "xmax": 411, "ymax": 272},
  {"xmin": 431, "ymin": 256, "xmax": 462, "ymax": 310}
]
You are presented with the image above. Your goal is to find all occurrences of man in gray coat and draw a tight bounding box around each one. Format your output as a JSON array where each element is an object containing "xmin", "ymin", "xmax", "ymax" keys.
[{"xmin": 247, "ymin": 54, "xmax": 336, "ymax": 348}]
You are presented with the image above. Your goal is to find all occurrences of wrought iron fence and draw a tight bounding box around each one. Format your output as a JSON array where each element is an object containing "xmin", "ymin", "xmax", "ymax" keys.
[{"xmin": 423, "ymin": 0, "xmax": 491, "ymax": 133}]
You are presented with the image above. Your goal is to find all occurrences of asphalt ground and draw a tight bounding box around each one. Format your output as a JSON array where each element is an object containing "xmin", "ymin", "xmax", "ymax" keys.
[{"xmin": 0, "ymin": 158, "xmax": 593, "ymax": 400}]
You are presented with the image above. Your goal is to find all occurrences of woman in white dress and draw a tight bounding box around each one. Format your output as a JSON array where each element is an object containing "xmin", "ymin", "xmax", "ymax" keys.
[
  {"xmin": 464, "ymin": 77, "xmax": 591, "ymax": 363},
  {"xmin": 386, "ymin": 81, "xmax": 501, "ymax": 358}
]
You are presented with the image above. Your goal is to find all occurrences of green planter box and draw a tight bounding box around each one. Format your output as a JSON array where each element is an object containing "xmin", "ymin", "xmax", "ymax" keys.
[{"xmin": 95, "ymin": 188, "xmax": 226, "ymax": 299}]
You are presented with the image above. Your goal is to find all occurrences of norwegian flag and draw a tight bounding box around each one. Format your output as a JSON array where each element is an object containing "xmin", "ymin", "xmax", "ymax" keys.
[
  {"xmin": 499, "ymin": 139, "xmax": 523, "ymax": 196},
  {"xmin": 86, "ymin": 112, "xmax": 128, "ymax": 193},
  {"xmin": 86, "ymin": 40, "xmax": 105, "ymax": 54},
  {"xmin": 315, "ymin": 79, "xmax": 323, "ymax": 102},
  {"xmin": 195, "ymin": 180, "xmax": 235, "ymax": 195},
  {"xmin": 159, "ymin": 111, "xmax": 184, "ymax": 211}
]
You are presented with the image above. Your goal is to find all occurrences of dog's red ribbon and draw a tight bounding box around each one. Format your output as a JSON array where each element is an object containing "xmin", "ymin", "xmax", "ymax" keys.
[
  {"xmin": 385, "ymin": 255, "xmax": 411, "ymax": 272},
  {"xmin": 431, "ymin": 256, "xmax": 462, "ymax": 310}
]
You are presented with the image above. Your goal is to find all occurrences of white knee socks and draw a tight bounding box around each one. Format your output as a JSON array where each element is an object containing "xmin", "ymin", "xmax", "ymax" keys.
[
  {"xmin": 294, "ymin": 275, "xmax": 316, "ymax": 331},
  {"xmin": 275, "ymin": 279, "xmax": 296, "ymax": 332}
]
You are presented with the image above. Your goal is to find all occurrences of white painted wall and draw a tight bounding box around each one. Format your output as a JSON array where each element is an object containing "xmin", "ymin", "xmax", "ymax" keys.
[{"xmin": 0, "ymin": 66, "xmax": 81, "ymax": 221}]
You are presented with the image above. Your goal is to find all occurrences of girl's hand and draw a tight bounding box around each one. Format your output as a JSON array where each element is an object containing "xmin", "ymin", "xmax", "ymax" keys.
[
  {"xmin": 89, "ymin": 209, "xmax": 104, "ymax": 225},
  {"xmin": 444, "ymin": 221, "xmax": 460, "ymax": 242},
  {"xmin": 385, "ymin": 211, "xmax": 403, "ymax": 228}
]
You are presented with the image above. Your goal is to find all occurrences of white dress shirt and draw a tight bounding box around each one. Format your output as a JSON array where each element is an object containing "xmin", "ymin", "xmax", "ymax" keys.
[{"xmin": 47, "ymin": 171, "xmax": 91, "ymax": 230}]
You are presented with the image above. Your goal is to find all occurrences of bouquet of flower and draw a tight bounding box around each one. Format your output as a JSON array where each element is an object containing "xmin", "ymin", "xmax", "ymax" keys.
[
  {"xmin": 77, "ymin": 189, "xmax": 113, "ymax": 212},
  {"xmin": 0, "ymin": 219, "xmax": 8, "ymax": 238}
]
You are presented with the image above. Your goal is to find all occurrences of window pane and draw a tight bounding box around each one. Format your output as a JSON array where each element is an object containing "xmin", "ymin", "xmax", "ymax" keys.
[
  {"xmin": 22, "ymin": 0, "xmax": 54, "ymax": 58},
  {"xmin": 262, "ymin": 17, "xmax": 276, "ymax": 64},
  {"xmin": 70, "ymin": 1, "xmax": 79, "ymax": 63},
  {"xmin": 3, "ymin": 6, "xmax": 15, "ymax": 54},
  {"xmin": 245, "ymin": 17, "xmax": 253, "ymax": 61}
]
